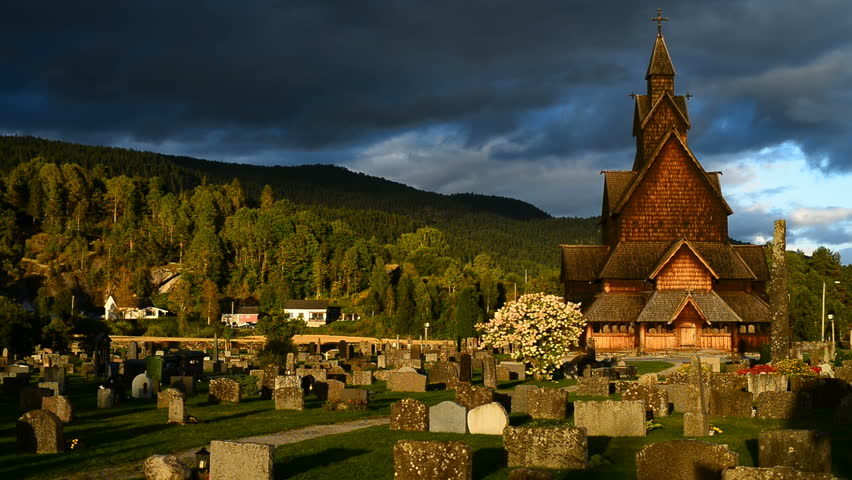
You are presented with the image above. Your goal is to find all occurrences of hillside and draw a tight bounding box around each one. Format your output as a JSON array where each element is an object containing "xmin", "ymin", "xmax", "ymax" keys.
[{"xmin": 0, "ymin": 135, "xmax": 550, "ymax": 222}]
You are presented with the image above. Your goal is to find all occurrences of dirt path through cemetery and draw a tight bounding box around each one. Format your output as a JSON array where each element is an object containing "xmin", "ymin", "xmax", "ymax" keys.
[{"xmin": 61, "ymin": 417, "xmax": 390, "ymax": 480}]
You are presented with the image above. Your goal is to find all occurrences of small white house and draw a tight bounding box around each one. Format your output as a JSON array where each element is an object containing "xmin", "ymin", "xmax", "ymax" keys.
[
  {"xmin": 104, "ymin": 295, "xmax": 168, "ymax": 320},
  {"xmin": 283, "ymin": 300, "xmax": 340, "ymax": 327},
  {"xmin": 220, "ymin": 305, "xmax": 260, "ymax": 326}
]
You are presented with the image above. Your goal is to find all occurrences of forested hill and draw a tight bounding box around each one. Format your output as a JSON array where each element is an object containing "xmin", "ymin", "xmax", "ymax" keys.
[{"xmin": 0, "ymin": 135, "xmax": 549, "ymax": 222}]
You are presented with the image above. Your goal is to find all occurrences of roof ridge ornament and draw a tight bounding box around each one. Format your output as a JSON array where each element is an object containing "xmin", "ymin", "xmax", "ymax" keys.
[{"xmin": 651, "ymin": 8, "xmax": 669, "ymax": 36}]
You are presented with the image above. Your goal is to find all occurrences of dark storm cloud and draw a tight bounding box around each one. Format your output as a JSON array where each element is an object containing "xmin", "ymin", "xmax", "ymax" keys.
[{"xmin": 2, "ymin": 1, "xmax": 852, "ymax": 198}]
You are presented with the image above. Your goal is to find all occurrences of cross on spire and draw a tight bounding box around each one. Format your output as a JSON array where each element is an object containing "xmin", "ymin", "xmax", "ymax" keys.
[{"xmin": 650, "ymin": 8, "xmax": 668, "ymax": 36}]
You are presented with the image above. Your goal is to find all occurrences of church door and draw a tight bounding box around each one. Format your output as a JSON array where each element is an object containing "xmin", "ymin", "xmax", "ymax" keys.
[{"xmin": 678, "ymin": 323, "xmax": 696, "ymax": 347}]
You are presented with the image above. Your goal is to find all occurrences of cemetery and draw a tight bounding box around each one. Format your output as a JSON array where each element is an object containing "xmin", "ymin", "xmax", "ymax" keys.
[{"xmin": 2, "ymin": 336, "xmax": 852, "ymax": 479}]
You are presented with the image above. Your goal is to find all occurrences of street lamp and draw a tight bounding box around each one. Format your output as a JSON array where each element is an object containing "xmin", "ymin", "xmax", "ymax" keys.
[
  {"xmin": 424, "ymin": 322, "xmax": 430, "ymax": 343},
  {"xmin": 821, "ymin": 281, "xmax": 841, "ymax": 342},
  {"xmin": 828, "ymin": 314, "xmax": 835, "ymax": 345}
]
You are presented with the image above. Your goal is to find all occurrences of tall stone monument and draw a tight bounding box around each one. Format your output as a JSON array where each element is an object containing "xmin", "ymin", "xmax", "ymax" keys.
[{"xmin": 770, "ymin": 219, "xmax": 790, "ymax": 362}]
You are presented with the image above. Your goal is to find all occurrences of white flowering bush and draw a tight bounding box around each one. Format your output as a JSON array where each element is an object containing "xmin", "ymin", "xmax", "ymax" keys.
[{"xmin": 476, "ymin": 293, "xmax": 586, "ymax": 380}]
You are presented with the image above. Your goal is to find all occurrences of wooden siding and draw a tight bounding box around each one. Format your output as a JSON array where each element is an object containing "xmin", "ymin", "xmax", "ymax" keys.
[
  {"xmin": 647, "ymin": 76, "xmax": 673, "ymax": 104},
  {"xmin": 737, "ymin": 334, "xmax": 770, "ymax": 352},
  {"xmin": 620, "ymin": 140, "xmax": 728, "ymax": 242},
  {"xmin": 698, "ymin": 334, "xmax": 732, "ymax": 350},
  {"xmin": 590, "ymin": 334, "xmax": 635, "ymax": 351},
  {"xmin": 645, "ymin": 334, "xmax": 678, "ymax": 351},
  {"xmin": 656, "ymin": 248, "xmax": 712, "ymax": 291},
  {"xmin": 604, "ymin": 280, "xmax": 647, "ymax": 293}
]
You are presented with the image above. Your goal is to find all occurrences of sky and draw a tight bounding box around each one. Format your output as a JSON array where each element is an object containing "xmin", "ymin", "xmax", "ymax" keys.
[{"xmin": 1, "ymin": 1, "xmax": 851, "ymax": 263}]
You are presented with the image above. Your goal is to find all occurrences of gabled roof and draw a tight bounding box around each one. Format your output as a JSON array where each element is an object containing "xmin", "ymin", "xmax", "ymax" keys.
[
  {"xmin": 636, "ymin": 291, "xmax": 744, "ymax": 324},
  {"xmin": 732, "ymin": 245, "xmax": 769, "ymax": 281},
  {"xmin": 639, "ymin": 92, "xmax": 691, "ymax": 131},
  {"xmin": 613, "ymin": 129, "xmax": 734, "ymax": 215},
  {"xmin": 561, "ymin": 245, "xmax": 610, "ymax": 282},
  {"xmin": 602, "ymin": 171, "xmax": 636, "ymax": 215},
  {"xmin": 584, "ymin": 292, "xmax": 649, "ymax": 323},
  {"xmin": 717, "ymin": 291, "xmax": 771, "ymax": 323},
  {"xmin": 646, "ymin": 33, "xmax": 676, "ymax": 78},
  {"xmin": 691, "ymin": 242, "xmax": 757, "ymax": 280},
  {"xmin": 649, "ymin": 239, "xmax": 718, "ymax": 280},
  {"xmin": 635, "ymin": 94, "xmax": 690, "ymax": 127},
  {"xmin": 598, "ymin": 241, "xmax": 670, "ymax": 279},
  {"xmin": 284, "ymin": 299, "xmax": 330, "ymax": 310},
  {"xmin": 109, "ymin": 295, "xmax": 155, "ymax": 310}
]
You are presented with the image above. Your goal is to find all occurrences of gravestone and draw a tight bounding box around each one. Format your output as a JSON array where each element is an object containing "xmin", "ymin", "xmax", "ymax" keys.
[
  {"xmin": 387, "ymin": 371, "xmax": 427, "ymax": 392},
  {"xmin": 145, "ymin": 356, "xmax": 164, "ymax": 395},
  {"xmin": 663, "ymin": 384, "xmax": 704, "ymax": 413},
  {"xmin": 459, "ymin": 353, "xmax": 472, "ymax": 382},
  {"xmin": 500, "ymin": 361, "xmax": 526, "ymax": 380},
  {"xmin": 770, "ymin": 219, "xmax": 790, "ymax": 362},
  {"xmin": 528, "ymin": 387, "xmax": 568, "ymax": 420},
  {"xmin": 41, "ymin": 395, "xmax": 73, "ymax": 423},
  {"xmin": 467, "ymin": 402, "xmax": 509, "ymax": 435},
  {"xmin": 210, "ymin": 440, "xmax": 274, "ymax": 480},
  {"xmin": 97, "ymin": 387, "xmax": 114, "ymax": 408},
  {"xmin": 482, "ymin": 355, "xmax": 497, "ymax": 388},
  {"xmin": 429, "ymin": 361, "xmax": 460, "ymax": 386},
  {"xmin": 274, "ymin": 387, "xmax": 304, "ymax": 410},
  {"xmin": 338, "ymin": 340, "xmax": 348, "ymax": 360},
  {"xmin": 756, "ymin": 391, "xmax": 812, "ymax": 419},
  {"xmin": 624, "ymin": 384, "xmax": 669, "ymax": 418},
  {"xmin": 16, "ymin": 410, "xmax": 63, "ymax": 454},
  {"xmin": 455, "ymin": 383, "xmax": 494, "ymax": 410},
  {"xmin": 722, "ymin": 466, "xmax": 837, "ymax": 479},
  {"xmin": 684, "ymin": 356, "xmax": 709, "ymax": 436},
  {"xmin": 390, "ymin": 398, "xmax": 428, "ymax": 431},
  {"xmin": 574, "ymin": 400, "xmax": 645, "ymax": 437},
  {"xmin": 748, "ymin": 375, "xmax": 788, "ymax": 397},
  {"xmin": 208, "ymin": 378, "xmax": 241, "ymax": 404},
  {"xmin": 576, "ymin": 377, "xmax": 610, "ymax": 397},
  {"xmin": 637, "ymin": 373, "xmax": 658, "ymax": 387},
  {"xmin": 504, "ymin": 426, "xmax": 588, "ymax": 470},
  {"xmin": 511, "ymin": 384, "xmax": 538, "ymax": 414},
  {"xmin": 758, "ymin": 430, "xmax": 831, "ymax": 473},
  {"xmin": 710, "ymin": 389, "xmax": 753, "ymax": 417},
  {"xmin": 340, "ymin": 388, "xmax": 368, "ymax": 404},
  {"xmin": 377, "ymin": 354, "xmax": 386, "ymax": 369},
  {"xmin": 285, "ymin": 353, "xmax": 295, "ymax": 373},
  {"xmin": 350, "ymin": 370, "xmax": 372, "ymax": 386},
  {"xmin": 394, "ymin": 440, "xmax": 472, "ymax": 480},
  {"xmin": 38, "ymin": 381, "xmax": 61, "ymax": 397},
  {"xmin": 143, "ymin": 455, "xmax": 192, "ymax": 480},
  {"xmin": 131, "ymin": 373, "xmax": 154, "ymax": 399},
  {"xmin": 158, "ymin": 388, "xmax": 184, "ymax": 409},
  {"xmin": 497, "ymin": 366, "xmax": 511, "ymax": 382},
  {"xmin": 127, "ymin": 341, "xmax": 139, "ymax": 360},
  {"xmin": 315, "ymin": 379, "xmax": 345, "ymax": 402},
  {"xmin": 168, "ymin": 390, "xmax": 187, "ymax": 424},
  {"xmin": 274, "ymin": 375, "xmax": 300, "ymax": 390},
  {"xmin": 429, "ymin": 401, "xmax": 468, "ymax": 434},
  {"xmin": 636, "ymin": 440, "xmax": 738, "ymax": 480}
]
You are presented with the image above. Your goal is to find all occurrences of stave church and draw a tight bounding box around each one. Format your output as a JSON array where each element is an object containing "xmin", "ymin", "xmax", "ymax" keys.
[{"xmin": 560, "ymin": 12, "xmax": 770, "ymax": 353}]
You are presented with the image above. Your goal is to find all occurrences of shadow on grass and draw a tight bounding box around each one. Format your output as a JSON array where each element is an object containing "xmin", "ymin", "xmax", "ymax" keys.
[
  {"xmin": 745, "ymin": 438, "xmax": 759, "ymax": 466},
  {"xmin": 201, "ymin": 408, "xmax": 269, "ymax": 424},
  {"xmin": 473, "ymin": 447, "xmax": 507, "ymax": 480},
  {"xmin": 277, "ymin": 448, "xmax": 369, "ymax": 478}
]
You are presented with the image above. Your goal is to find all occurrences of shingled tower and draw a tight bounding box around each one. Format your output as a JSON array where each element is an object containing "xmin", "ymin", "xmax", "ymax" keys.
[{"xmin": 561, "ymin": 11, "xmax": 770, "ymax": 353}]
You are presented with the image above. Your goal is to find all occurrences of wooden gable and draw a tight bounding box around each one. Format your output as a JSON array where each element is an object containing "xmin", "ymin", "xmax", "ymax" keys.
[
  {"xmin": 652, "ymin": 243, "xmax": 714, "ymax": 291},
  {"xmin": 616, "ymin": 131, "xmax": 731, "ymax": 243},
  {"xmin": 634, "ymin": 93, "xmax": 690, "ymax": 170}
]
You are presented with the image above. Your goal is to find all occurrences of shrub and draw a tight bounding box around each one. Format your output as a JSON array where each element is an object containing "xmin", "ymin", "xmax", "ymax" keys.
[{"xmin": 774, "ymin": 358, "xmax": 820, "ymax": 377}]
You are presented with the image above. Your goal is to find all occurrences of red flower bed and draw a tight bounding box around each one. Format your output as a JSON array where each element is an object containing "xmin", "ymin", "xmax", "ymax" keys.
[{"xmin": 736, "ymin": 364, "xmax": 778, "ymax": 375}]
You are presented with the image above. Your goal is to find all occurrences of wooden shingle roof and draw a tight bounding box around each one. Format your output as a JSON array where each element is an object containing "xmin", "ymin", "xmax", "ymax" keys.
[
  {"xmin": 635, "ymin": 291, "xmax": 743, "ymax": 324},
  {"xmin": 634, "ymin": 94, "xmax": 690, "ymax": 132},
  {"xmin": 732, "ymin": 245, "xmax": 769, "ymax": 281},
  {"xmin": 691, "ymin": 242, "xmax": 756, "ymax": 280},
  {"xmin": 717, "ymin": 292, "xmax": 771, "ymax": 323},
  {"xmin": 613, "ymin": 130, "xmax": 734, "ymax": 215},
  {"xmin": 584, "ymin": 292, "xmax": 649, "ymax": 323},
  {"xmin": 602, "ymin": 171, "xmax": 636, "ymax": 215},
  {"xmin": 561, "ymin": 245, "xmax": 610, "ymax": 282},
  {"xmin": 646, "ymin": 33, "xmax": 676, "ymax": 78},
  {"xmin": 598, "ymin": 242, "xmax": 670, "ymax": 279}
]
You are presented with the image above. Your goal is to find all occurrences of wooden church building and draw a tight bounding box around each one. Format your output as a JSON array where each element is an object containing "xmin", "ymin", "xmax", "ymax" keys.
[{"xmin": 561, "ymin": 13, "xmax": 770, "ymax": 353}]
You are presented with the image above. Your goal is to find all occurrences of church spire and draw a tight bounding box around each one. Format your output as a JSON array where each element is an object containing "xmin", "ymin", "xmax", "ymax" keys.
[{"xmin": 645, "ymin": 9, "xmax": 676, "ymax": 102}]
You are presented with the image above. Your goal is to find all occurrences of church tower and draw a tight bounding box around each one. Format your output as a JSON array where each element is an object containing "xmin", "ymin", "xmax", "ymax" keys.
[{"xmin": 561, "ymin": 10, "xmax": 770, "ymax": 354}]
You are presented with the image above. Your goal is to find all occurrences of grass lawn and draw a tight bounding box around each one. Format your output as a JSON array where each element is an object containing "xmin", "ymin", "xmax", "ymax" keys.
[
  {"xmin": 275, "ymin": 411, "xmax": 852, "ymax": 479},
  {"xmin": 0, "ymin": 375, "xmax": 454, "ymax": 479}
]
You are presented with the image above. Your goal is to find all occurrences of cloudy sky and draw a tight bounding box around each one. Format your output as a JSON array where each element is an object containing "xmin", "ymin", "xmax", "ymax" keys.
[{"xmin": 2, "ymin": 1, "xmax": 851, "ymax": 262}]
